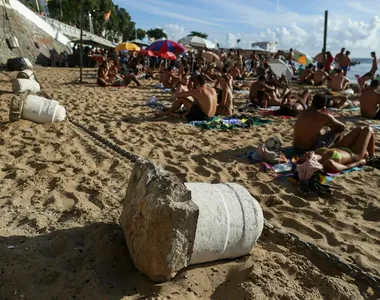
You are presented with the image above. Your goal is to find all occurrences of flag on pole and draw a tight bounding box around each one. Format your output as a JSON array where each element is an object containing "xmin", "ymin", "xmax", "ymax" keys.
[{"xmin": 104, "ymin": 10, "xmax": 111, "ymax": 22}]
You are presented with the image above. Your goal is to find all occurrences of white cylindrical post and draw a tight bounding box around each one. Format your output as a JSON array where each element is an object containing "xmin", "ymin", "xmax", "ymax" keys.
[
  {"xmin": 185, "ymin": 183, "xmax": 264, "ymax": 265},
  {"xmin": 12, "ymin": 79, "xmax": 40, "ymax": 93},
  {"xmin": 21, "ymin": 94, "xmax": 66, "ymax": 123}
]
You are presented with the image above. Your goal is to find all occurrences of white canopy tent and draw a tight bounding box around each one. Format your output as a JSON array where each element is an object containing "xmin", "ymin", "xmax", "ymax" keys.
[{"xmin": 178, "ymin": 36, "xmax": 216, "ymax": 49}]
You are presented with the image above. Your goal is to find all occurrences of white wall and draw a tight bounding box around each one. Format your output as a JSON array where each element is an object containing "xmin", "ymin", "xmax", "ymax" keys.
[{"xmin": 9, "ymin": 0, "xmax": 71, "ymax": 46}]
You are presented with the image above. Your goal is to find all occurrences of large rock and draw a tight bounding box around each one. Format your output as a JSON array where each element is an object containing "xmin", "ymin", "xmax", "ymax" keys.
[{"xmin": 119, "ymin": 159, "xmax": 199, "ymax": 282}]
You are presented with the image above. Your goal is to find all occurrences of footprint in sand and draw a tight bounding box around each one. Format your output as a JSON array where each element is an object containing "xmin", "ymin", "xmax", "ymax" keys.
[
  {"xmin": 281, "ymin": 194, "xmax": 311, "ymax": 208},
  {"xmin": 194, "ymin": 166, "xmax": 212, "ymax": 177},
  {"xmin": 250, "ymin": 181, "xmax": 276, "ymax": 195},
  {"xmin": 281, "ymin": 217, "xmax": 324, "ymax": 240}
]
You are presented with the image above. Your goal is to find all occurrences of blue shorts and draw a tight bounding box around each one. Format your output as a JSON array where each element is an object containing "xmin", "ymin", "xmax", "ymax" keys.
[
  {"xmin": 341, "ymin": 66, "xmax": 349, "ymax": 71},
  {"xmin": 315, "ymin": 131, "xmax": 337, "ymax": 149}
]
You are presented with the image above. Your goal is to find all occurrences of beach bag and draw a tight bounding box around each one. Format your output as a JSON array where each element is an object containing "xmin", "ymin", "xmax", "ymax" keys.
[{"xmin": 7, "ymin": 58, "xmax": 28, "ymax": 71}]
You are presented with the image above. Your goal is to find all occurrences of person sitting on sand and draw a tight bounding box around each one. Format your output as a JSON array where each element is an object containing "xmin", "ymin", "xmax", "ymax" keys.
[
  {"xmin": 156, "ymin": 74, "xmax": 217, "ymax": 122},
  {"xmin": 293, "ymin": 94, "xmax": 346, "ymax": 152},
  {"xmin": 358, "ymin": 72, "xmax": 374, "ymax": 93},
  {"xmin": 249, "ymin": 76, "xmax": 275, "ymax": 106},
  {"xmin": 161, "ymin": 66, "xmax": 180, "ymax": 89},
  {"xmin": 299, "ymin": 64, "xmax": 314, "ymax": 85},
  {"xmin": 216, "ymin": 75, "xmax": 234, "ymax": 116},
  {"xmin": 145, "ymin": 63, "xmax": 159, "ymax": 80},
  {"xmin": 297, "ymin": 126, "xmax": 375, "ymax": 173},
  {"xmin": 360, "ymin": 79, "xmax": 380, "ymax": 119},
  {"xmin": 229, "ymin": 63, "xmax": 243, "ymax": 80},
  {"xmin": 275, "ymin": 89, "xmax": 311, "ymax": 117},
  {"xmin": 328, "ymin": 69, "xmax": 350, "ymax": 91},
  {"xmin": 175, "ymin": 75, "xmax": 190, "ymax": 94},
  {"xmin": 97, "ymin": 53, "xmax": 141, "ymax": 87},
  {"xmin": 313, "ymin": 64, "xmax": 329, "ymax": 86}
]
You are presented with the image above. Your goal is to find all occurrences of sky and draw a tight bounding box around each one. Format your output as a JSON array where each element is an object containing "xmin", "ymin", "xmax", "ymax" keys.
[{"xmin": 114, "ymin": 0, "xmax": 380, "ymax": 57}]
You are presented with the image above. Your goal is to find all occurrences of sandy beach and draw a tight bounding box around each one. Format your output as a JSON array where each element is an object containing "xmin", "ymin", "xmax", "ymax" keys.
[{"xmin": 1, "ymin": 68, "xmax": 380, "ymax": 299}]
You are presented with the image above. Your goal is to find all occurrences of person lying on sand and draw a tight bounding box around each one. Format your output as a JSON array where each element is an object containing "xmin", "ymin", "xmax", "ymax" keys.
[
  {"xmin": 97, "ymin": 53, "xmax": 141, "ymax": 87},
  {"xmin": 161, "ymin": 66, "xmax": 180, "ymax": 89},
  {"xmin": 323, "ymin": 94, "xmax": 359, "ymax": 109},
  {"xmin": 293, "ymin": 94, "xmax": 346, "ymax": 152},
  {"xmin": 275, "ymin": 89, "xmax": 311, "ymax": 117},
  {"xmin": 328, "ymin": 69, "xmax": 350, "ymax": 91},
  {"xmin": 297, "ymin": 126, "xmax": 375, "ymax": 173},
  {"xmin": 360, "ymin": 79, "xmax": 380, "ymax": 119},
  {"xmin": 299, "ymin": 64, "xmax": 314, "ymax": 85},
  {"xmin": 313, "ymin": 64, "xmax": 329, "ymax": 86},
  {"xmin": 156, "ymin": 74, "xmax": 217, "ymax": 122},
  {"xmin": 216, "ymin": 75, "xmax": 234, "ymax": 116}
]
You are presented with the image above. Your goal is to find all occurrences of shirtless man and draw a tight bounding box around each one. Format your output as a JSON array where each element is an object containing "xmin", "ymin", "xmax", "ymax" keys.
[
  {"xmin": 370, "ymin": 52, "xmax": 378, "ymax": 76},
  {"xmin": 276, "ymin": 89, "xmax": 311, "ymax": 117},
  {"xmin": 249, "ymin": 75, "xmax": 275, "ymax": 106},
  {"xmin": 313, "ymin": 64, "xmax": 329, "ymax": 85},
  {"xmin": 229, "ymin": 63, "xmax": 243, "ymax": 80},
  {"xmin": 329, "ymin": 69, "xmax": 350, "ymax": 91},
  {"xmin": 161, "ymin": 66, "xmax": 180, "ymax": 88},
  {"xmin": 156, "ymin": 74, "xmax": 217, "ymax": 122},
  {"xmin": 334, "ymin": 48, "xmax": 345, "ymax": 68},
  {"xmin": 360, "ymin": 79, "xmax": 380, "ymax": 119},
  {"xmin": 340, "ymin": 51, "xmax": 351, "ymax": 76},
  {"xmin": 216, "ymin": 75, "xmax": 234, "ymax": 116},
  {"xmin": 175, "ymin": 75, "xmax": 190, "ymax": 94},
  {"xmin": 314, "ymin": 50, "xmax": 325, "ymax": 69},
  {"xmin": 299, "ymin": 64, "xmax": 314, "ymax": 85},
  {"xmin": 293, "ymin": 93, "xmax": 346, "ymax": 151}
]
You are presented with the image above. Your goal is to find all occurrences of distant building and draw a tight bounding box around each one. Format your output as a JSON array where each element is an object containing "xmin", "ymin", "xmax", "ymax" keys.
[{"xmin": 251, "ymin": 41, "xmax": 277, "ymax": 53}]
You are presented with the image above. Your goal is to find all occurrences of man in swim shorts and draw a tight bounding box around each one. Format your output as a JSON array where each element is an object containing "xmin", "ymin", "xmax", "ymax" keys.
[
  {"xmin": 340, "ymin": 50, "xmax": 351, "ymax": 77},
  {"xmin": 156, "ymin": 74, "xmax": 217, "ymax": 122},
  {"xmin": 293, "ymin": 94, "xmax": 346, "ymax": 152},
  {"xmin": 370, "ymin": 51, "xmax": 378, "ymax": 76}
]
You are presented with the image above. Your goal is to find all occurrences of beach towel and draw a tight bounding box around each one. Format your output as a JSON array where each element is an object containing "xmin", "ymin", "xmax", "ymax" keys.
[{"xmin": 188, "ymin": 116, "xmax": 271, "ymax": 130}]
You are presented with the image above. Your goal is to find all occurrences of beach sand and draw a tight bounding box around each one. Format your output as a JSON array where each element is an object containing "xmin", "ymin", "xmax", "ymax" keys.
[{"xmin": 1, "ymin": 68, "xmax": 380, "ymax": 299}]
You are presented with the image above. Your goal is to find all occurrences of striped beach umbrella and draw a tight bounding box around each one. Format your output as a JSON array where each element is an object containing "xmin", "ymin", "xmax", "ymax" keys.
[{"xmin": 146, "ymin": 40, "xmax": 187, "ymax": 55}]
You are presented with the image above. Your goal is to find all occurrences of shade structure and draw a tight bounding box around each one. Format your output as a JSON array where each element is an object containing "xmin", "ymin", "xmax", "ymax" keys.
[
  {"xmin": 294, "ymin": 50, "xmax": 313, "ymax": 66},
  {"xmin": 115, "ymin": 42, "xmax": 140, "ymax": 52},
  {"xmin": 178, "ymin": 36, "xmax": 216, "ymax": 49},
  {"xmin": 202, "ymin": 51, "xmax": 222, "ymax": 68},
  {"xmin": 147, "ymin": 40, "xmax": 187, "ymax": 55},
  {"xmin": 250, "ymin": 46, "xmax": 270, "ymax": 52},
  {"xmin": 129, "ymin": 39, "xmax": 150, "ymax": 46},
  {"xmin": 269, "ymin": 59, "xmax": 293, "ymax": 81},
  {"xmin": 160, "ymin": 52, "xmax": 176, "ymax": 60}
]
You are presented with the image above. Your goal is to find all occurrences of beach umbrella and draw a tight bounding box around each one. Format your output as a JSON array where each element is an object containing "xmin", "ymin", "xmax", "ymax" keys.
[
  {"xmin": 202, "ymin": 51, "xmax": 223, "ymax": 68},
  {"xmin": 269, "ymin": 59, "xmax": 293, "ymax": 81},
  {"xmin": 146, "ymin": 40, "xmax": 187, "ymax": 55},
  {"xmin": 179, "ymin": 36, "xmax": 216, "ymax": 49},
  {"xmin": 293, "ymin": 49, "xmax": 313, "ymax": 66},
  {"xmin": 138, "ymin": 49, "xmax": 155, "ymax": 56},
  {"xmin": 115, "ymin": 42, "xmax": 140, "ymax": 52},
  {"xmin": 160, "ymin": 52, "xmax": 177, "ymax": 60}
]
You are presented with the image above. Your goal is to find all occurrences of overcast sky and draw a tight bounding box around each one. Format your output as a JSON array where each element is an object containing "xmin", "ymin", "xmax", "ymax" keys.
[{"xmin": 114, "ymin": 0, "xmax": 380, "ymax": 57}]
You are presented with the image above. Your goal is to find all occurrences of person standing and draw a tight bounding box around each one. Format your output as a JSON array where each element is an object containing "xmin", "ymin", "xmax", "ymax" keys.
[
  {"xmin": 340, "ymin": 50, "xmax": 351, "ymax": 77},
  {"xmin": 288, "ymin": 48, "xmax": 295, "ymax": 66},
  {"xmin": 324, "ymin": 51, "xmax": 334, "ymax": 73},
  {"xmin": 334, "ymin": 48, "xmax": 345, "ymax": 68},
  {"xmin": 370, "ymin": 52, "xmax": 378, "ymax": 75}
]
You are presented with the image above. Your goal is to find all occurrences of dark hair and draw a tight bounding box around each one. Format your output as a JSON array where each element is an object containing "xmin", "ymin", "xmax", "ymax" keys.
[
  {"xmin": 194, "ymin": 65, "xmax": 200, "ymax": 71},
  {"xmin": 167, "ymin": 66, "xmax": 173, "ymax": 71},
  {"xmin": 312, "ymin": 94, "xmax": 328, "ymax": 110},
  {"xmin": 371, "ymin": 51, "xmax": 376, "ymax": 55},
  {"xmin": 370, "ymin": 79, "xmax": 380, "ymax": 88},
  {"xmin": 341, "ymin": 48, "xmax": 345, "ymax": 52},
  {"xmin": 107, "ymin": 52, "xmax": 118, "ymax": 62},
  {"xmin": 346, "ymin": 50, "xmax": 351, "ymax": 55},
  {"xmin": 222, "ymin": 67, "xmax": 228, "ymax": 73},
  {"xmin": 258, "ymin": 75, "xmax": 266, "ymax": 81},
  {"xmin": 307, "ymin": 63, "xmax": 313, "ymax": 69},
  {"xmin": 326, "ymin": 51, "xmax": 332, "ymax": 58},
  {"xmin": 336, "ymin": 68, "xmax": 342, "ymax": 74},
  {"xmin": 197, "ymin": 74, "xmax": 206, "ymax": 86},
  {"xmin": 184, "ymin": 67, "xmax": 188, "ymax": 74}
]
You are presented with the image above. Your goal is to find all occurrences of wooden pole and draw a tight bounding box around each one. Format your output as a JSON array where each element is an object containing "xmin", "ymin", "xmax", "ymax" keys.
[
  {"xmin": 79, "ymin": 0, "xmax": 84, "ymax": 83},
  {"xmin": 322, "ymin": 10, "xmax": 328, "ymax": 64}
]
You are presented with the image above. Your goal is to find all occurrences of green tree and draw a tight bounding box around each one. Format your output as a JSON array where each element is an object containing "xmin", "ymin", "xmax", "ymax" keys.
[
  {"xmin": 188, "ymin": 31, "xmax": 208, "ymax": 39},
  {"xmin": 147, "ymin": 28, "xmax": 167, "ymax": 40},
  {"xmin": 136, "ymin": 28, "xmax": 146, "ymax": 40}
]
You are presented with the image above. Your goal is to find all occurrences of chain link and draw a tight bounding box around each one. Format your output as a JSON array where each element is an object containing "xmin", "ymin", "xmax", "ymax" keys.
[{"xmin": 264, "ymin": 220, "xmax": 380, "ymax": 292}]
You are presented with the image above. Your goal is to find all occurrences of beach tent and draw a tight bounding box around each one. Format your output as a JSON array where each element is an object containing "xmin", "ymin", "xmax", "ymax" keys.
[
  {"xmin": 178, "ymin": 36, "xmax": 216, "ymax": 49},
  {"xmin": 115, "ymin": 42, "xmax": 140, "ymax": 52},
  {"xmin": 269, "ymin": 59, "xmax": 293, "ymax": 81},
  {"xmin": 129, "ymin": 39, "xmax": 150, "ymax": 47}
]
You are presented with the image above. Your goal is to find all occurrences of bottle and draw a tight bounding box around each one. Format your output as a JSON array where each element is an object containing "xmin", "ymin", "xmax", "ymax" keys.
[{"xmin": 273, "ymin": 163, "xmax": 294, "ymax": 173}]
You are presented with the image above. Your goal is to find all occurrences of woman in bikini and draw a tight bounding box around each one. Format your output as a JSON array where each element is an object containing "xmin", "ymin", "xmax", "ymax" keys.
[{"xmin": 298, "ymin": 126, "xmax": 375, "ymax": 173}]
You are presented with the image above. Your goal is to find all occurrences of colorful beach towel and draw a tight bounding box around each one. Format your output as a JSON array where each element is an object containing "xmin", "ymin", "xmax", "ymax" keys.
[{"xmin": 189, "ymin": 116, "xmax": 271, "ymax": 130}]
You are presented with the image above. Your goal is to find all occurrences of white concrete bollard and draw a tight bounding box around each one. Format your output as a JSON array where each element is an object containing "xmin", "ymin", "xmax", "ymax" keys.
[
  {"xmin": 17, "ymin": 69, "xmax": 37, "ymax": 81},
  {"xmin": 12, "ymin": 78, "xmax": 40, "ymax": 93},
  {"xmin": 185, "ymin": 183, "xmax": 264, "ymax": 265},
  {"xmin": 21, "ymin": 94, "xmax": 66, "ymax": 123}
]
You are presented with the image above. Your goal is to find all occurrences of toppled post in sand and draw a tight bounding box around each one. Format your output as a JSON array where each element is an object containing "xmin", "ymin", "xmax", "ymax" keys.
[{"xmin": 119, "ymin": 159, "xmax": 264, "ymax": 282}]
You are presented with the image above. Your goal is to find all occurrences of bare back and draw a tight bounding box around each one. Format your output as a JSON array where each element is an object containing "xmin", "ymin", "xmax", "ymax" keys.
[
  {"xmin": 249, "ymin": 81, "xmax": 267, "ymax": 100},
  {"xmin": 313, "ymin": 70, "xmax": 328, "ymax": 85},
  {"xmin": 360, "ymin": 89, "xmax": 380, "ymax": 118},
  {"xmin": 191, "ymin": 86, "xmax": 217, "ymax": 117},
  {"xmin": 294, "ymin": 110, "xmax": 338, "ymax": 149},
  {"xmin": 331, "ymin": 75, "xmax": 349, "ymax": 91},
  {"xmin": 340, "ymin": 56, "xmax": 350, "ymax": 67}
]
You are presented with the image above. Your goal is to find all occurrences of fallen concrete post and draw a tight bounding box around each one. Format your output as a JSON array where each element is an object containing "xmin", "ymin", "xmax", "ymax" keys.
[
  {"xmin": 17, "ymin": 69, "xmax": 37, "ymax": 82},
  {"xmin": 12, "ymin": 78, "xmax": 40, "ymax": 93},
  {"xmin": 119, "ymin": 159, "xmax": 264, "ymax": 282}
]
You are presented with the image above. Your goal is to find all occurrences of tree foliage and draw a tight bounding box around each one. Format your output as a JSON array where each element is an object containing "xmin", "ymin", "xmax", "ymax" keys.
[
  {"xmin": 147, "ymin": 28, "xmax": 167, "ymax": 40},
  {"xmin": 136, "ymin": 29, "xmax": 146, "ymax": 40},
  {"xmin": 188, "ymin": 31, "xmax": 208, "ymax": 39},
  {"xmin": 47, "ymin": 0, "xmax": 136, "ymax": 42}
]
